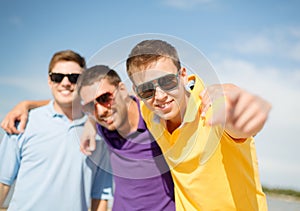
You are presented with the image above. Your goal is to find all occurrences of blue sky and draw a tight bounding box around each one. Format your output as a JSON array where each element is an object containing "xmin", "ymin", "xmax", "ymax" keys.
[{"xmin": 1, "ymin": 0, "xmax": 300, "ymax": 191}]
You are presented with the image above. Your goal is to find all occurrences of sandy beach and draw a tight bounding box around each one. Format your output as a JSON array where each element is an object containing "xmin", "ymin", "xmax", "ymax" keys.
[{"xmin": 267, "ymin": 194, "xmax": 300, "ymax": 210}]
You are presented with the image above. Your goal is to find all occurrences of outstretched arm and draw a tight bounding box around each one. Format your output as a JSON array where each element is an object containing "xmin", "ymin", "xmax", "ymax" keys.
[
  {"xmin": 1, "ymin": 100, "xmax": 50, "ymax": 134},
  {"xmin": 200, "ymin": 84, "xmax": 272, "ymax": 139}
]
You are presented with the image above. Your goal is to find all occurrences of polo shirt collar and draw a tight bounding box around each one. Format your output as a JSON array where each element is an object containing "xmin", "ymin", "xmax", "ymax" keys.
[
  {"xmin": 183, "ymin": 74, "xmax": 205, "ymax": 123},
  {"xmin": 47, "ymin": 100, "xmax": 87, "ymax": 125}
]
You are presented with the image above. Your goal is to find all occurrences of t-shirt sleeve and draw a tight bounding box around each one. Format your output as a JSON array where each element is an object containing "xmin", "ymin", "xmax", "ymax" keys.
[
  {"xmin": 91, "ymin": 167, "xmax": 113, "ymax": 200},
  {"xmin": 90, "ymin": 137, "xmax": 113, "ymax": 200},
  {"xmin": 0, "ymin": 133, "xmax": 21, "ymax": 186}
]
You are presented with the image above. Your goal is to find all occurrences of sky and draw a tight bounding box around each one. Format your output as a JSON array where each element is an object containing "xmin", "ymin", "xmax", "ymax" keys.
[{"xmin": 0, "ymin": 0, "xmax": 300, "ymax": 191}]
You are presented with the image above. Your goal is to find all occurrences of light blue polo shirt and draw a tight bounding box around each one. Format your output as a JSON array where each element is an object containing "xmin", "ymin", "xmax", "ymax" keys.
[{"xmin": 0, "ymin": 101, "xmax": 112, "ymax": 211}]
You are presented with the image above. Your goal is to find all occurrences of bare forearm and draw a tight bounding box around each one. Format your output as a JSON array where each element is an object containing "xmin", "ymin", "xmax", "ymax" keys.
[
  {"xmin": 22, "ymin": 100, "xmax": 50, "ymax": 110},
  {"xmin": 0, "ymin": 183, "xmax": 10, "ymax": 207},
  {"xmin": 91, "ymin": 199, "xmax": 108, "ymax": 211}
]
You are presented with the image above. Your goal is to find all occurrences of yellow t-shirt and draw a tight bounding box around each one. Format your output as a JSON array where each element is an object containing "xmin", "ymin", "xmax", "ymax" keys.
[{"xmin": 140, "ymin": 75, "xmax": 267, "ymax": 211}]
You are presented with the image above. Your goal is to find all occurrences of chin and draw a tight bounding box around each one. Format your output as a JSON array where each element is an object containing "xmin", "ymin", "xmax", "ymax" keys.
[
  {"xmin": 157, "ymin": 113, "xmax": 173, "ymax": 121},
  {"xmin": 157, "ymin": 110, "xmax": 180, "ymax": 121},
  {"xmin": 102, "ymin": 123, "xmax": 116, "ymax": 131}
]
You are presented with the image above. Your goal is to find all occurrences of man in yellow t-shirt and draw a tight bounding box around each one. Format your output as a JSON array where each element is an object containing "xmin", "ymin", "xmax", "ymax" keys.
[{"xmin": 126, "ymin": 39, "xmax": 271, "ymax": 210}]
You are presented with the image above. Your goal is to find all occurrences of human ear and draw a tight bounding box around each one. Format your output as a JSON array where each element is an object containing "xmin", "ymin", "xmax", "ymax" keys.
[
  {"xmin": 179, "ymin": 67, "xmax": 188, "ymax": 77},
  {"xmin": 48, "ymin": 76, "xmax": 52, "ymax": 88}
]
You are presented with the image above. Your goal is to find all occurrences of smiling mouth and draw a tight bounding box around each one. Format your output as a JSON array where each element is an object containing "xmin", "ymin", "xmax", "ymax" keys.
[
  {"xmin": 60, "ymin": 90, "xmax": 73, "ymax": 95},
  {"xmin": 155, "ymin": 100, "xmax": 174, "ymax": 109},
  {"xmin": 100, "ymin": 115, "xmax": 114, "ymax": 124}
]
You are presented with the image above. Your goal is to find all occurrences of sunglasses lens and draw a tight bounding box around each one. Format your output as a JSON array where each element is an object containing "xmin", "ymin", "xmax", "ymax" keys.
[
  {"xmin": 136, "ymin": 82, "xmax": 155, "ymax": 99},
  {"xmin": 50, "ymin": 73, "xmax": 64, "ymax": 83},
  {"xmin": 68, "ymin": 74, "xmax": 80, "ymax": 84},
  {"xmin": 158, "ymin": 74, "xmax": 178, "ymax": 90},
  {"xmin": 136, "ymin": 74, "xmax": 178, "ymax": 100},
  {"xmin": 49, "ymin": 73, "xmax": 80, "ymax": 84},
  {"xmin": 96, "ymin": 93, "xmax": 113, "ymax": 107}
]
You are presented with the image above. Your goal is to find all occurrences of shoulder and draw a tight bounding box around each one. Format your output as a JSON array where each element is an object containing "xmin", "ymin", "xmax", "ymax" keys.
[
  {"xmin": 26, "ymin": 104, "xmax": 52, "ymax": 125},
  {"xmin": 0, "ymin": 132, "xmax": 20, "ymax": 147},
  {"xmin": 28, "ymin": 104, "xmax": 51, "ymax": 118}
]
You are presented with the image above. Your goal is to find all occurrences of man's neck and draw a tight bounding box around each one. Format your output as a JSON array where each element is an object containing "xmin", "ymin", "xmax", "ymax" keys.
[
  {"xmin": 53, "ymin": 102, "xmax": 84, "ymax": 122},
  {"xmin": 166, "ymin": 117, "xmax": 181, "ymax": 134},
  {"xmin": 118, "ymin": 97, "xmax": 139, "ymax": 137}
]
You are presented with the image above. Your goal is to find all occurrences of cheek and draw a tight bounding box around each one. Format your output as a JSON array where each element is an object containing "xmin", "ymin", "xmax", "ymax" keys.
[
  {"xmin": 172, "ymin": 84, "xmax": 186, "ymax": 98},
  {"xmin": 143, "ymin": 99, "xmax": 155, "ymax": 110},
  {"xmin": 50, "ymin": 83, "xmax": 60, "ymax": 92},
  {"xmin": 50, "ymin": 85, "xmax": 58, "ymax": 95}
]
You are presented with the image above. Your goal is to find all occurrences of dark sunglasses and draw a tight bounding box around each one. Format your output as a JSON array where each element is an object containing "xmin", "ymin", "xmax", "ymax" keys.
[
  {"xmin": 49, "ymin": 72, "xmax": 81, "ymax": 84},
  {"xmin": 81, "ymin": 90, "xmax": 117, "ymax": 114},
  {"xmin": 135, "ymin": 72, "xmax": 180, "ymax": 100}
]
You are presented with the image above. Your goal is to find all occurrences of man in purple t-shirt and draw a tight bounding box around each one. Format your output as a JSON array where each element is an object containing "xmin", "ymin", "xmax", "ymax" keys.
[{"xmin": 77, "ymin": 65, "xmax": 175, "ymax": 210}]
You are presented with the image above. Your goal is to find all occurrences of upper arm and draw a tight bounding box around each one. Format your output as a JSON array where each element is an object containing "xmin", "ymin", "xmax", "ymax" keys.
[{"xmin": 0, "ymin": 134, "xmax": 21, "ymax": 186}]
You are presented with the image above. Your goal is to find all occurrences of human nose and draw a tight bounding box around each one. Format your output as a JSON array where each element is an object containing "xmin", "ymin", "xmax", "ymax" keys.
[
  {"xmin": 60, "ymin": 75, "xmax": 72, "ymax": 85},
  {"xmin": 95, "ymin": 103, "xmax": 110, "ymax": 116},
  {"xmin": 154, "ymin": 86, "xmax": 167, "ymax": 100}
]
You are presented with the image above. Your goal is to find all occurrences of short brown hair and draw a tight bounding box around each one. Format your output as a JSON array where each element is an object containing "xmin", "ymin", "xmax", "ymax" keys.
[
  {"xmin": 76, "ymin": 65, "xmax": 122, "ymax": 96},
  {"xmin": 126, "ymin": 39, "xmax": 181, "ymax": 77},
  {"xmin": 48, "ymin": 50, "xmax": 86, "ymax": 73}
]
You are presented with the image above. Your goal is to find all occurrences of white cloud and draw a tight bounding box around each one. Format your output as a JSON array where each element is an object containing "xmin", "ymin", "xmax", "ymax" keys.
[
  {"xmin": 289, "ymin": 42, "xmax": 300, "ymax": 61},
  {"xmin": 231, "ymin": 35, "xmax": 273, "ymax": 54},
  {"xmin": 162, "ymin": 0, "xmax": 214, "ymax": 9},
  {"xmin": 289, "ymin": 27, "xmax": 300, "ymax": 37},
  {"xmin": 259, "ymin": 156, "xmax": 300, "ymax": 190},
  {"xmin": 228, "ymin": 26, "xmax": 300, "ymax": 62}
]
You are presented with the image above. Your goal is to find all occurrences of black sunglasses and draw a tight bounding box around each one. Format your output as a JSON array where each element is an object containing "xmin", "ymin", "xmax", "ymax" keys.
[
  {"xmin": 49, "ymin": 72, "xmax": 81, "ymax": 84},
  {"xmin": 135, "ymin": 72, "xmax": 180, "ymax": 100},
  {"xmin": 81, "ymin": 90, "xmax": 117, "ymax": 114}
]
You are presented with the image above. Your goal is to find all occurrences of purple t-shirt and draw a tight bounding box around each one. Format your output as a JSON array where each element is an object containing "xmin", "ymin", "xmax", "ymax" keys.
[{"xmin": 97, "ymin": 97, "xmax": 175, "ymax": 211}]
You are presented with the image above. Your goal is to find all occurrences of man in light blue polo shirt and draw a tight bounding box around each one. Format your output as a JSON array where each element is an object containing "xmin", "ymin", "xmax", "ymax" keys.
[{"xmin": 0, "ymin": 50, "xmax": 112, "ymax": 211}]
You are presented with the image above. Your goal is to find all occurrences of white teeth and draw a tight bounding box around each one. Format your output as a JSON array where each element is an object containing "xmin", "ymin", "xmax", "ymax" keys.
[
  {"xmin": 157, "ymin": 101, "xmax": 171, "ymax": 108},
  {"xmin": 61, "ymin": 90, "xmax": 71, "ymax": 94}
]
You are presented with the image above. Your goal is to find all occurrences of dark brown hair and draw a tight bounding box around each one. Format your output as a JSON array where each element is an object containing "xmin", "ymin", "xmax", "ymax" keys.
[
  {"xmin": 48, "ymin": 50, "xmax": 86, "ymax": 73},
  {"xmin": 126, "ymin": 39, "xmax": 181, "ymax": 77},
  {"xmin": 76, "ymin": 65, "xmax": 121, "ymax": 95}
]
